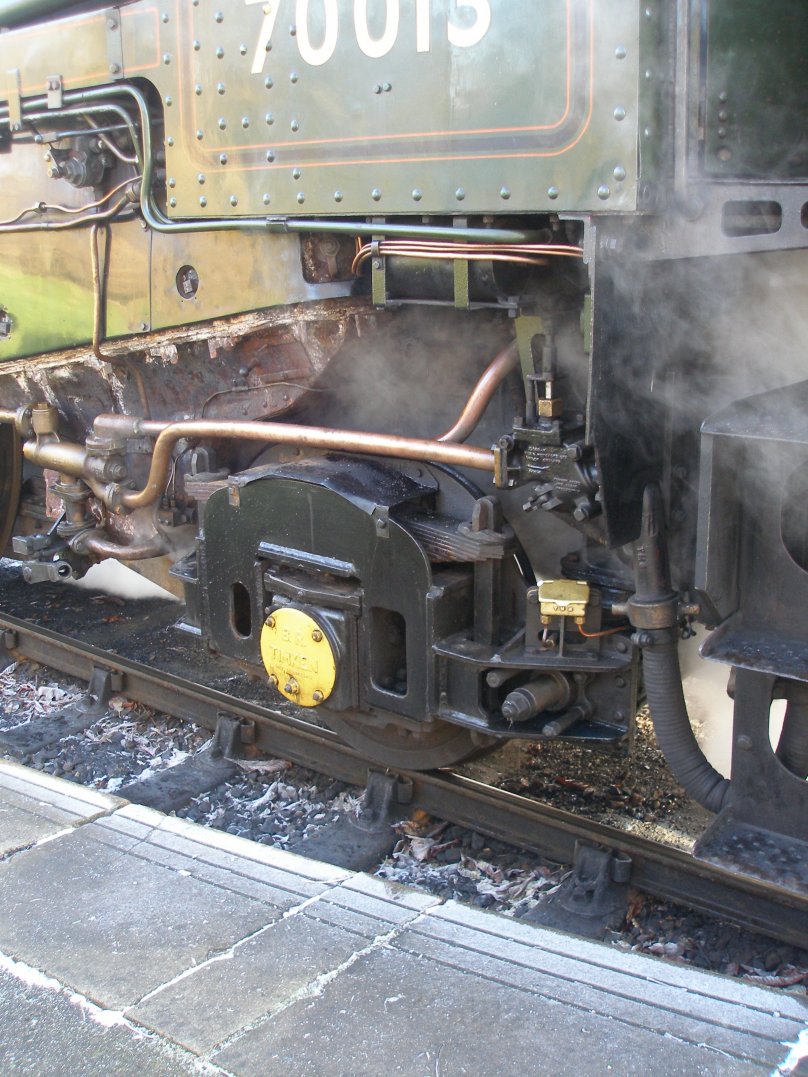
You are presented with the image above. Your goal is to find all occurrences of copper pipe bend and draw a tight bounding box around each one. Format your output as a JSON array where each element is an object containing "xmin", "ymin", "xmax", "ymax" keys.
[{"xmin": 438, "ymin": 342, "xmax": 519, "ymax": 443}]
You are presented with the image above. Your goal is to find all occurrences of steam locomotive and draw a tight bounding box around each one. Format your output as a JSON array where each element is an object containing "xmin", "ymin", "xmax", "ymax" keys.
[{"xmin": 0, "ymin": 0, "xmax": 806, "ymax": 889}]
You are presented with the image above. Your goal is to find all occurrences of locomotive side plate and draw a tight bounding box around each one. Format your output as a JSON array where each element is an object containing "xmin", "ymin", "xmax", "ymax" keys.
[{"xmin": 121, "ymin": 0, "xmax": 641, "ymax": 216}]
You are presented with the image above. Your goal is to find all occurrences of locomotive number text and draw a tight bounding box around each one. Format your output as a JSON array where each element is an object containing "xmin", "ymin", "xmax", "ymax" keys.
[{"xmin": 245, "ymin": 0, "xmax": 492, "ymax": 74}]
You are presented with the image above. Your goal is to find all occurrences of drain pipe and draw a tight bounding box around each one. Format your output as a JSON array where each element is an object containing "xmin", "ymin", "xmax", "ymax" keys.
[{"xmin": 619, "ymin": 485, "xmax": 731, "ymax": 814}]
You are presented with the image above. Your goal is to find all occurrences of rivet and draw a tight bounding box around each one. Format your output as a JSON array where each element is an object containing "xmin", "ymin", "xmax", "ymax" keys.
[
  {"xmin": 230, "ymin": 194, "xmax": 238, "ymax": 206},
  {"xmin": 643, "ymin": 126, "xmax": 652, "ymax": 138},
  {"xmin": 412, "ymin": 188, "xmax": 422, "ymax": 201},
  {"xmin": 197, "ymin": 173, "xmax": 205, "ymax": 184},
  {"xmin": 160, "ymin": 12, "xmax": 168, "ymax": 23},
  {"xmin": 383, "ymin": 82, "xmax": 392, "ymax": 92},
  {"xmin": 196, "ymin": 129, "xmax": 204, "ymax": 141},
  {"xmin": 219, "ymin": 153, "xmax": 228, "ymax": 164},
  {"xmin": 334, "ymin": 191, "xmax": 343, "ymax": 202},
  {"xmin": 718, "ymin": 109, "xmax": 728, "ymax": 122},
  {"xmin": 239, "ymin": 43, "xmax": 247, "ymax": 55},
  {"xmin": 613, "ymin": 165, "xmax": 626, "ymax": 181},
  {"xmin": 218, "ymin": 117, "xmax": 227, "ymax": 130},
  {"xmin": 312, "ymin": 629, "xmax": 323, "ymax": 642},
  {"xmin": 194, "ymin": 83, "xmax": 202, "ymax": 95},
  {"xmin": 193, "ymin": 39, "xmax": 201, "ymax": 51},
  {"xmin": 266, "ymin": 150, "xmax": 275, "ymax": 162},
  {"xmin": 214, "ymin": 10, "xmax": 223, "ymax": 21},
  {"xmin": 373, "ymin": 84, "xmax": 382, "ymax": 94},
  {"xmin": 547, "ymin": 186, "xmax": 559, "ymax": 199},
  {"xmin": 263, "ymin": 193, "xmax": 271, "ymax": 204},
  {"xmin": 290, "ymin": 71, "xmax": 299, "ymax": 83},
  {"xmin": 613, "ymin": 106, "xmax": 626, "ymax": 121},
  {"xmin": 109, "ymin": 63, "xmax": 121, "ymax": 75},
  {"xmin": 292, "ymin": 167, "xmax": 301, "ymax": 179},
  {"xmin": 718, "ymin": 91, "xmax": 728, "ymax": 103},
  {"xmin": 162, "ymin": 52, "xmax": 171, "ymax": 64},
  {"xmin": 717, "ymin": 146, "xmax": 732, "ymax": 161},
  {"xmin": 265, "ymin": 77, "xmax": 274, "ymax": 89},
  {"xmin": 500, "ymin": 187, "xmax": 511, "ymax": 200},
  {"xmin": 614, "ymin": 45, "xmax": 626, "ymax": 59},
  {"xmin": 168, "ymin": 177, "xmax": 176, "ymax": 188},
  {"xmin": 166, "ymin": 136, "xmax": 174, "ymax": 147},
  {"xmin": 717, "ymin": 127, "xmax": 727, "ymax": 139},
  {"xmin": 216, "ymin": 46, "xmax": 224, "ymax": 58},
  {"xmin": 265, "ymin": 113, "xmax": 274, "ymax": 125},
  {"xmin": 289, "ymin": 23, "xmax": 296, "ymax": 35},
  {"xmin": 107, "ymin": 16, "xmax": 118, "ymax": 28},
  {"xmin": 168, "ymin": 196, "xmax": 176, "ymax": 208},
  {"xmin": 644, "ymin": 6, "xmax": 652, "ymax": 18},
  {"xmin": 371, "ymin": 188, "xmax": 382, "ymax": 201},
  {"xmin": 242, "ymin": 116, "xmax": 250, "ymax": 128},
  {"xmin": 372, "ymin": 259, "xmax": 381, "ymax": 269},
  {"xmin": 164, "ymin": 95, "xmax": 172, "ymax": 106},
  {"xmin": 291, "ymin": 119, "xmax": 299, "ymax": 131},
  {"xmin": 217, "ymin": 82, "xmax": 226, "ymax": 94},
  {"xmin": 644, "ymin": 68, "xmax": 653, "ymax": 80},
  {"xmin": 297, "ymin": 191, "xmax": 305, "ymax": 203},
  {"xmin": 455, "ymin": 187, "xmax": 465, "ymax": 201},
  {"xmin": 199, "ymin": 195, "xmax": 207, "ymax": 207},
  {"xmin": 737, "ymin": 734, "xmax": 753, "ymax": 751},
  {"xmin": 597, "ymin": 185, "xmax": 611, "ymax": 200}
]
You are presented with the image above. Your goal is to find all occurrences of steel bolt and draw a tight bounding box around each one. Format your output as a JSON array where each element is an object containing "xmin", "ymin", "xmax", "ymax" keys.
[
  {"xmin": 311, "ymin": 629, "xmax": 323, "ymax": 642},
  {"xmin": 268, "ymin": 674, "xmax": 278, "ymax": 688},
  {"xmin": 109, "ymin": 63, "xmax": 121, "ymax": 75},
  {"xmin": 266, "ymin": 615, "xmax": 275, "ymax": 628},
  {"xmin": 284, "ymin": 682, "xmax": 299, "ymax": 695},
  {"xmin": 312, "ymin": 690, "xmax": 324, "ymax": 703}
]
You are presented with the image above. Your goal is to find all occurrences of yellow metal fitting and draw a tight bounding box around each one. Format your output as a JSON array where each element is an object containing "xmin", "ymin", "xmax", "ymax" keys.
[
  {"xmin": 538, "ymin": 579, "xmax": 590, "ymax": 625},
  {"xmin": 260, "ymin": 607, "xmax": 336, "ymax": 707}
]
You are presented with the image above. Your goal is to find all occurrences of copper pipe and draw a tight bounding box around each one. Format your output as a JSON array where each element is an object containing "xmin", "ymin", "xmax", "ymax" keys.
[
  {"xmin": 77, "ymin": 530, "xmax": 168, "ymax": 561},
  {"xmin": 115, "ymin": 421, "xmax": 495, "ymax": 511},
  {"xmin": 22, "ymin": 438, "xmax": 87, "ymax": 474},
  {"xmin": 439, "ymin": 342, "xmax": 519, "ymax": 443}
]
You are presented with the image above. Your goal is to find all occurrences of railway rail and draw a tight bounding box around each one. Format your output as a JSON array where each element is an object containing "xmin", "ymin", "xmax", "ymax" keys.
[{"xmin": 0, "ymin": 569, "xmax": 805, "ymax": 950}]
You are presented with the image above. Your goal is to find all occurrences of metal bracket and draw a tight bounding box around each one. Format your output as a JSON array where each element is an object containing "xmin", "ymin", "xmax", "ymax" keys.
[
  {"xmin": 45, "ymin": 75, "xmax": 63, "ymax": 109},
  {"xmin": 526, "ymin": 841, "xmax": 632, "ymax": 938},
  {"xmin": 78, "ymin": 666, "xmax": 125, "ymax": 717},
  {"xmin": 6, "ymin": 68, "xmax": 21, "ymax": 130},
  {"xmin": 105, "ymin": 9, "xmax": 124, "ymax": 79},
  {"xmin": 210, "ymin": 713, "xmax": 244, "ymax": 760}
]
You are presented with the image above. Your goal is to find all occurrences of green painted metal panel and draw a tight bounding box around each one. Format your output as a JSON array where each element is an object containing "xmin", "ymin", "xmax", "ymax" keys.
[
  {"xmin": 703, "ymin": 0, "xmax": 808, "ymax": 180},
  {"xmin": 123, "ymin": 0, "xmax": 641, "ymax": 217}
]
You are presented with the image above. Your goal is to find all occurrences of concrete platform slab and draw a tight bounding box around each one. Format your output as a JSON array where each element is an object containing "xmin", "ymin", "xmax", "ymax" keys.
[
  {"xmin": 0, "ymin": 762, "xmax": 804, "ymax": 1077},
  {"xmin": 130, "ymin": 873, "xmax": 441, "ymax": 1054},
  {"xmin": 0, "ymin": 760, "xmax": 120, "ymax": 856},
  {"xmin": 0, "ymin": 964, "xmax": 209, "ymax": 1077},
  {"xmin": 0, "ymin": 802, "xmax": 348, "ymax": 1011},
  {"xmin": 212, "ymin": 943, "xmax": 767, "ymax": 1077}
]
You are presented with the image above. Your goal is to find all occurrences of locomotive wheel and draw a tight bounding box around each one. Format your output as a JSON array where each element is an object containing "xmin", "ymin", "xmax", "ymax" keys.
[
  {"xmin": 0, "ymin": 423, "xmax": 21, "ymax": 557},
  {"xmin": 324, "ymin": 714, "xmax": 495, "ymax": 771}
]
